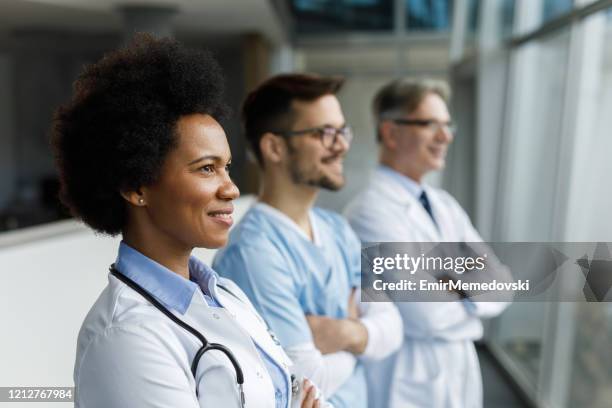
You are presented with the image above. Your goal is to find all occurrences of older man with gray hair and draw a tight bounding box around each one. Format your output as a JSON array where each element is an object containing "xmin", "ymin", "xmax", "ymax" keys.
[{"xmin": 345, "ymin": 78, "xmax": 507, "ymax": 408}]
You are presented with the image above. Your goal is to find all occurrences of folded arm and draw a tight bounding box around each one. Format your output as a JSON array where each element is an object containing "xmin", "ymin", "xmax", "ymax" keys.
[
  {"xmin": 306, "ymin": 290, "xmax": 403, "ymax": 361},
  {"xmin": 286, "ymin": 342, "xmax": 357, "ymax": 397}
]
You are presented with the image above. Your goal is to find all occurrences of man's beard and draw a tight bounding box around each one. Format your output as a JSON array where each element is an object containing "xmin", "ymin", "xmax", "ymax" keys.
[{"xmin": 288, "ymin": 156, "xmax": 345, "ymax": 191}]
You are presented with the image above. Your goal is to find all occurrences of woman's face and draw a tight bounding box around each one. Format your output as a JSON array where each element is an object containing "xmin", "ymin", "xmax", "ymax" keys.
[{"xmin": 141, "ymin": 113, "xmax": 239, "ymax": 249}]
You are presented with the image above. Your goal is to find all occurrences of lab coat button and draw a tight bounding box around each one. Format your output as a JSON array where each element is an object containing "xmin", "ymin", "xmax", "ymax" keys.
[
  {"xmin": 256, "ymin": 370, "xmax": 263, "ymax": 379},
  {"xmin": 212, "ymin": 313, "xmax": 220, "ymax": 320}
]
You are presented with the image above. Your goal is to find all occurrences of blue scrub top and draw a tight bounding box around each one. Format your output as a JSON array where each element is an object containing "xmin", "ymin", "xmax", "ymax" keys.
[{"xmin": 213, "ymin": 203, "xmax": 366, "ymax": 408}]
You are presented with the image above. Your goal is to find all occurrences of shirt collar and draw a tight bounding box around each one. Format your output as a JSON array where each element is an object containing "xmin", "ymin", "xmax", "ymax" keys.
[
  {"xmin": 115, "ymin": 241, "xmax": 220, "ymax": 314},
  {"xmin": 377, "ymin": 164, "xmax": 424, "ymax": 199},
  {"xmin": 253, "ymin": 201, "xmax": 322, "ymax": 247}
]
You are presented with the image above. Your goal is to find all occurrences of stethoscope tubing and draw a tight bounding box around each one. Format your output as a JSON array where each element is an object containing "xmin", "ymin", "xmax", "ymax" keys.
[{"xmin": 109, "ymin": 265, "xmax": 245, "ymax": 403}]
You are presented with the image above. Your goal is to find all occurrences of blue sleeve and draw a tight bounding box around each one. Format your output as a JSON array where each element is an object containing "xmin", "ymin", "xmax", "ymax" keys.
[
  {"xmin": 213, "ymin": 244, "xmax": 312, "ymax": 348},
  {"xmin": 348, "ymin": 228, "xmax": 362, "ymax": 288},
  {"xmin": 336, "ymin": 214, "xmax": 363, "ymax": 288}
]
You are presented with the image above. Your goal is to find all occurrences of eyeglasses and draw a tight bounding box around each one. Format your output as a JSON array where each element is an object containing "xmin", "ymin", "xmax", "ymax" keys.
[
  {"xmin": 276, "ymin": 125, "xmax": 354, "ymax": 149},
  {"xmin": 391, "ymin": 118, "xmax": 457, "ymax": 135}
]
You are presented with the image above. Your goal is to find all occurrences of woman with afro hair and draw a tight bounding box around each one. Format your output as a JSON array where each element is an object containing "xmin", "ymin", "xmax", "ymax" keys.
[{"xmin": 52, "ymin": 34, "xmax": 322, "ymax": 408}]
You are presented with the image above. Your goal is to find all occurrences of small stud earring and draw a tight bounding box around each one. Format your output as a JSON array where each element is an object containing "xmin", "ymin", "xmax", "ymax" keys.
[{"xmin": 138, "ymin": 198, "xmax": 144, "ymax": 205}]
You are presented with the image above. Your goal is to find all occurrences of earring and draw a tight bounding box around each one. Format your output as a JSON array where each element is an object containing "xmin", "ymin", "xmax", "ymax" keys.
[{"xmin": 138, "ymin": 198, "xmax": 145, "ymax": 205}]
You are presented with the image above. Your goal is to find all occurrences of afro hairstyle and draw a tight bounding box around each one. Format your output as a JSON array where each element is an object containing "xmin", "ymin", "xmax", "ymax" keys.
[{"xmin": 51, "ymin": 33, "xmax": 228, "ymax": 235}]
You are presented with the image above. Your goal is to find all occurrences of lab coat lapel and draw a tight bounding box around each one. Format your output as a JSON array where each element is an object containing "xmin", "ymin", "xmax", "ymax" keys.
[
  {"xmin": 423, "ymin": 187, "xmax": 455, "ymax": 241},
  {"xmin": 184, "ymin": 294, "xmax": 277, "ymax": 408},
  {"xmin": 404, "ymin": 196, "xmax": 441, "ymax": 241},
  {"xmin": 215, "ymin": 284, "xmax": 292, "ymax": 368},
  {"xmin": 184, "ymin": 293, "xmax": 253, "ymax": 350},
  {"xmin": 374, "ymin": 168, "xmax": 441, "ymax": 241}
]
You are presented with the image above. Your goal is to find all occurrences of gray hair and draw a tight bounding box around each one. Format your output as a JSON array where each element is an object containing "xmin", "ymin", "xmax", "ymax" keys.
[{"xmin": 373, "ymin": 78, "xmax": 450, "ymax": 140}]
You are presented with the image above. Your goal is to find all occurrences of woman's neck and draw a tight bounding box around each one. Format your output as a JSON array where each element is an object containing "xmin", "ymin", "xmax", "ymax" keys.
[{"xmin": 122, "ymin": 221, "xmax": 192, "ymax": 280}]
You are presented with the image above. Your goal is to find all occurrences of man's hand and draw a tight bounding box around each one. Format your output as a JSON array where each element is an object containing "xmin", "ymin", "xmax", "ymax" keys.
[
  {"xmin": 306, "ymin": 315, "xmax": 346, "ymax": 354},
  {"xmin": 439, "ymin": 275, "xmax": 467, "ymax": 298},
  {"xmin": 306, "ymin": 315, "xmax": 369, "ymax": 355}
]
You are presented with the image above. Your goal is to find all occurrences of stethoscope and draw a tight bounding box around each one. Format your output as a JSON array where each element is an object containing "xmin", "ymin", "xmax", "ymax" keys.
[{"xmin": 110, "ymin": 265, "xmax": 247, "ymax": 406}]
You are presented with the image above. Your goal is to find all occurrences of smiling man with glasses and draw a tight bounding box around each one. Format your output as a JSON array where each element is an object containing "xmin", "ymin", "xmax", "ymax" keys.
[
  {"xmin": 213, "ymin": 73, "xmax": 403, "ymax": 408},
  {"xmin": 345, "ymin": 79, "xmax": 508, "ymax": 408}
]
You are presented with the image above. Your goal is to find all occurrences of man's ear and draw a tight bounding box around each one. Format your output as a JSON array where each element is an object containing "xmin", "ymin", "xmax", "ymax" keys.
[
  {"xmin": 259, "ymin": 132, "xmax": 287, "ymax": 165},
  {"xmin": 120, "ymin": 189, "xmax": 147, "ymax": 207},
  {"xmin": 379, "ymin": 121, "xmax": 398, "ymax": 150}
]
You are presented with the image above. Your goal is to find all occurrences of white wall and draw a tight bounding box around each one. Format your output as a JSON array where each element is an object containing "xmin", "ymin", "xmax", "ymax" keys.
[{"xmin": 0, "ymin": 222, "xmax": 116, "ymax": 408}]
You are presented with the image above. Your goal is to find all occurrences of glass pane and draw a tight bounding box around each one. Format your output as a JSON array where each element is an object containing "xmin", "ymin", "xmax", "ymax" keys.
[
  {"xmin": 491, "ymin": 303, "xmax": 548, "ymax": 385},
  {"xmin": 0, "ymin": 52, "xmax": 81, "ymax": 232},
  {"xmin": 567, "ymin": 10, "xmax": 612, "ymax": 405},
  {"xmin": 500, "ymin": 0, "xmax": 515, "ymax": 39},
  {"xmin": 487, "ymin": 26, "xmax": 571, "ymax": 398},
  {"xmin": 569, "ymin": 304, "xmax": 612, "ymax": 407},
  {"xmin": 405, "ymin": 0, "xmax": 452, "ymax": 32},
  {"xmin": 462, "ymin": 0, "xmax": 481, "ymax": 54},
  {"xmin": 501, "ymin": 28, "xmax": 571, "ymax": 241},
  {"xmin": 468, "ymin": 0, "xmax": 481, "ymax": 34},
  {"xmin": 291, "ymin": 0, "xmax": 394, "ymax": 33},
  {"xmin": 542, "ymin": 0, "xmax": 573, "ymax": 23}
]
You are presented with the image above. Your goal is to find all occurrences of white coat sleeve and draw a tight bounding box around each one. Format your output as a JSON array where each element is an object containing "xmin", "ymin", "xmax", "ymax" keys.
[
  {"xmin": 464, "ymin": 298, "xmax": 510, "ymax": 318},
  {"xmin": 448, "ymin": 195, "xmax": 511, "ymax": 319},
  {"xmin": 285, "ymin": 342, "xmax": 357, "ymax": 398},
  {"xmin": 358, "ymin": 301, "xmax": 403, "ymax": 361},
  {"xmin": 76, "ymin": 325, "xmax": 203, "ymax": 408},
  {"xmin": 396, "ymin": 301, "xmax": 478, "ymax": 333}
]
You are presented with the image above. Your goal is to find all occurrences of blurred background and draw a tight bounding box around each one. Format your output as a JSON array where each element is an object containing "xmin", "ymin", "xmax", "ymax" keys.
[{"xmin": 1, "ymin": 0, "xmax": 612, "ymax": 407}]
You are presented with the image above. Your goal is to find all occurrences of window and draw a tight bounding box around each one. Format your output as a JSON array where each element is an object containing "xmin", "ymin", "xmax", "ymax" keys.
[
  {"xmin": 498, "ymin": 28, "xmax": 571, "ymax": 241},
  {"xmin": 291, "ymin": 0, "xmax": 394, "ymax": 33},
  {"xmin": 405, "ymin": 0, "xmax": 452, "ymax": 31},
  {"xmin": 500, "ymin": 0, "xmax": 515, "ymax": 39},
  {"xmin": 467, "ymin": 0, "xmax": 481, "ymax": 34},
  {"xmin": 565, "ymin": 11, "xmax": 612, "ymax": 404},
  {"xmin": 542, "ymin": 0, "xmax": 573, "ymax": 23},
  {"xmin": 569, "ymin": 304, "xmax": 612, "ymax": 407}
]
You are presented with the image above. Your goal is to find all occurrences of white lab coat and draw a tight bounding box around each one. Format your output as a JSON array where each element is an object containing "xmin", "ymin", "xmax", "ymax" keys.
[
  {"xmin": 74, "ymin": 272, "xmax": 301, "ymax": 408},
  {"xmin": 345, "ymin": 166, "xmax": 508, "ymax": 408}
]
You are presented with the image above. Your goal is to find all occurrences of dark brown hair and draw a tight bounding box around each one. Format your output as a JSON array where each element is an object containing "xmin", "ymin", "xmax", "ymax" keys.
[{"xmin": 242, "ymin": 73, "xmax": 344, "ymax": 165}]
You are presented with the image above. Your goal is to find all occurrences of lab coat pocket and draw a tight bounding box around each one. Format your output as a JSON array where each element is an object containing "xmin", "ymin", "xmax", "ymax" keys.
[{"xmin": 394, "ymin": 339, "xmax": 441, "ymax": 384}]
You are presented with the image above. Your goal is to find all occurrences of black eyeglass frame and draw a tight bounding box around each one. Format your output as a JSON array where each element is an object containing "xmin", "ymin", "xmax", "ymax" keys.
[
  {"xmin": 274, "ymin": 125, "xmax": 354, "ymax": 149},
  {"xmin": 390, "ymin": 118, "xmax": 457, "ymax": 134}
]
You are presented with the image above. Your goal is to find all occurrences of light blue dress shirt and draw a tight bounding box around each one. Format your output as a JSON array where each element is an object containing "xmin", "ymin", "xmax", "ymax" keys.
[
  {"xmin": 377, "ymin": 164, "xmax": 423, "ymax": 199},
  {"xmin": 213, "ymin": 203, "xmax": 367, "ymax": 408},
  {"xmin": 115, "ymin": 242, "xmax": 288, "ymax": 408}
]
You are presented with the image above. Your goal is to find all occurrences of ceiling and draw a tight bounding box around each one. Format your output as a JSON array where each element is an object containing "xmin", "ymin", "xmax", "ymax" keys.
[{"xmin": 0, "ymin": 0, "xmax": 288, "ymax": 44}]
